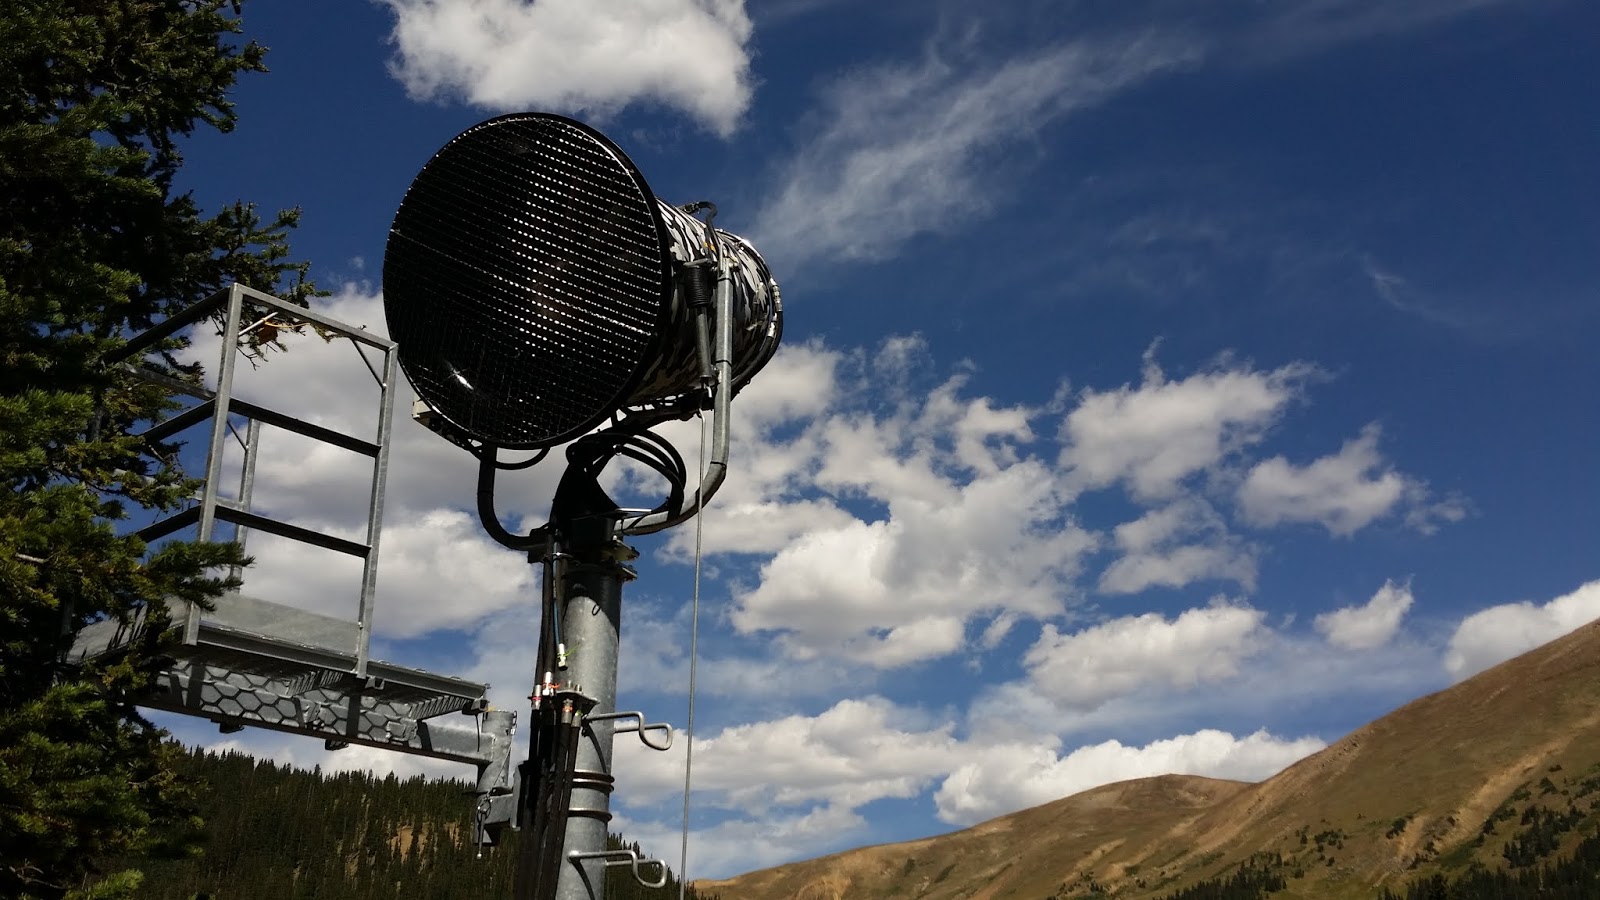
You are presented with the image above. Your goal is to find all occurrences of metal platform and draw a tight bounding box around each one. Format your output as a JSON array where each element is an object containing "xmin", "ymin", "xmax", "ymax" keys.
[
  {"xmin": 68, "ymin": 284, "xmax": 516, "ymax": 792},
  {"xmin": 70, "ymin": 593, "xmax": 512, "ymax": 768}
]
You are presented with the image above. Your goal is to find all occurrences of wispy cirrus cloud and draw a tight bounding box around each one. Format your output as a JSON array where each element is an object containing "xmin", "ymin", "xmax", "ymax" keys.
[
  {"xmin": 750, "ymin": 35, "xmax": 1202, "ymax": 267},
  {"xmin": 1237, "ymin": 0, "xmax": 1536, "ymax": 58},
  {"xmin": 753, "ymin": 0, "xmax": 1542, "ymax": 271}
]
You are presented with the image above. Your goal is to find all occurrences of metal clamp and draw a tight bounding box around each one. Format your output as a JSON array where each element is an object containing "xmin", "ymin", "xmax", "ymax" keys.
[
  {"xmin": 569, "ymin": 848, "xmax": 668, "ymax": 889},
  {"xmin": 586, "ymin": 711, "xmax": 674, "ymax": 751},
  {"xmin": 473, "ymin": 795, "xmax": 491, "ymax": 859}
]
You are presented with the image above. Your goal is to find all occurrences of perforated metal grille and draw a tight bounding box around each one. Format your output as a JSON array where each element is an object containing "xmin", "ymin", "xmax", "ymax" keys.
[{"xmin": 383, "ymin": 113, "xmax": 672, "ymax": 448}]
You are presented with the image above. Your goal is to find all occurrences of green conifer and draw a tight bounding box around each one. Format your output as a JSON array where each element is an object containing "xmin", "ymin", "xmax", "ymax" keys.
[{"xmin": 0, "ymin": 3, "xmax": 314, "ymax": 896}]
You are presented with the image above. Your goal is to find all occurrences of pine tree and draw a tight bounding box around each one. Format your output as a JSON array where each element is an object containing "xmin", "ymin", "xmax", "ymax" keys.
[{"xmin": 0, "ymin": 3, "xmax": 315, "ymax": 897}]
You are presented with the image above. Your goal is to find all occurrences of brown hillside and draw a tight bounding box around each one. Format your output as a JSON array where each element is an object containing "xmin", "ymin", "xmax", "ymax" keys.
[
  {"xmin": 699, "ymin": 774, "xmax": 1249, "ymax": 900},
  {"xmin": 702, "ymin": 617, "xmax": 1600, "ymax": 900}
]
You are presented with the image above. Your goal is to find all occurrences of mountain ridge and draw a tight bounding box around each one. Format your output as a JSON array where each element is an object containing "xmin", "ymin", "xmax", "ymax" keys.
[{"xmin": 700, "ymin": 618, "xmax": 1600, "ymax": 899}]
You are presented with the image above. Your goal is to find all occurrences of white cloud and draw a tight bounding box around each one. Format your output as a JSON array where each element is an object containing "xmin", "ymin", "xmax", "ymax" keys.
[
  {"xmin": 448, "ymin": 600, "xmax": 541, "ymax": 708},
  {"xmin": 617, "ymin": 696, "xmax": 957, "ymax": 812},
  {"xmin": 966, "ymin": 622, "xmax": 1444, "ymax": 753},
  {"xmin": 614, "ymin": 600, "xmax": 855, "ymax": 701},
  {"xmin": 658, "ymin": 340, "xmax": 856, "ymax": 561},
  {"xmin": 623, "ymin": 727, "xmax": 1323, "ymax": 877},
  {"xmin": 1236, "ymin": 424, "xmax": 1400, "ymax": 534},
  {"xmin": 1237, "ymin": 423, "xmax": 1449, "ymax": 536},
  {"xmin": 617, "ymin": 694, "xmax": 1322, "ymax": 860},
  {"xmin": 1243, "ymin": 0, "xmax": 1528, "ymax": 58},
  {"xmin": 1025, "ymin": 605, "xmax": 1267, "ymax": 710},
  {"xmin": 750, "ymin": 0, "xmax": 1526, "ymax": 270},
  {"xmin": 663, "ymin": 498, "xmax": 858, "ymax": 559},
  {"xmin": 1361, "ymin": 256, "xmax": 1478, "ymax": 331},
  {"xmin": 735, "ymin": 337, "xmax": 843, "ymax": 428},
  {"xmin": 378, "ymin": 0, "xmax": 755, "ymax": 135},
  {"xmin": 733, "ymin": 460, "xmax": 1094, "ymax": 666},
  {"xmin": 238, "ymin": 509, "xmax": 535, "ymax": 639},
  {"xmin": 1060, "ymin": 353, "xmax": 1315, "ymax": 499},
  {"xmin": 650, "ymin": 340, "xmax": 1095, "ymax": 669},
  {"xmin": 752, "ymin": 36, "xmax": 1199, "ymax": 266},
  {"xmin": 615, "ymin": 804, "xmax": 867, "ymax": 882},
  {"xmin": 1314, "ymin": 578, "xmax": 1413, "ymax": 650},
  {"xmin": 933, "ymin": 728, "xmax": 1324, "ymax": 825},
  {"xmin": 1098, "ymin": 498, "xmax": 1257, "ymax": 594},
  {"xmin": 1404, "ymin": 489, "xmax": 1471, "ymax": 536},
  {"xmin": 1444, "ymin": 579, "xmax": 1600, "ymax": 680}
]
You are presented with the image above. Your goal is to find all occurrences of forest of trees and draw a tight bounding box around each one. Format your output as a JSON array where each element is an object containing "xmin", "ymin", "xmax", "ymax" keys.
[
  {"xmin": 100, "ymin": 746, "xmax": 717, "ymax": 900},
  {"xmin": 1379, "ymin": 827, "xmax": 1600, "ymax": 900},
  {"xmin": 1155, "ymin": 857, "xmax": 1286, "ymax": 900},
  {"xmin": 1150, "ymin": 808, "xmax": 1600, "ymax": 900}
]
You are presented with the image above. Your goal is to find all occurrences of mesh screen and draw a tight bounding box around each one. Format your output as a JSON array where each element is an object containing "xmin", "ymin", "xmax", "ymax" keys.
[{"xmin": 383, "ymin": 113, "xmax": 672, "ymax": 448}]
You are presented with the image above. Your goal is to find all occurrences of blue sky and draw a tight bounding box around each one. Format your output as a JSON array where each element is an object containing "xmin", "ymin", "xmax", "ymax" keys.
[{"xmin": 158, "ymin": 0, "xmax": 1600, "ymax": 881}]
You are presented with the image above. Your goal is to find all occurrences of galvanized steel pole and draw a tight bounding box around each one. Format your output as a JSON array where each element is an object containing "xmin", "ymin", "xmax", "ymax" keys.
[
  {"xmin": 512, "ymin": 540, "xmax": 635, "ymax": 900},
  {"xmin": 554, "ymin": 550, "xmax": 629, "ymax": 900}
]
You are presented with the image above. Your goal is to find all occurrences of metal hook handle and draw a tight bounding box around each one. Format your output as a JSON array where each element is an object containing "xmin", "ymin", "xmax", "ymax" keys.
[
  {"xmin": 569, "ymin": 849, "xmax": 668, "ymax": 889},
  {"xmin": 586, "ymin": 710, "xmax": 674, "ymax": 751}
]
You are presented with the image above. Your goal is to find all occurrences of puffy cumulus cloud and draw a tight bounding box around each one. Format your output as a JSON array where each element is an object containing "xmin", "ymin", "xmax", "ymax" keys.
[
  {"xmin": 735, "ymin": 337, "xmax": 843, "ymax": 429},
  {"xmin": 752, "ymin": 36, "xmax": 1199, "ymax": 267},
  {"xmin": 658, "ymin": 340, "xmax": 857, "ymax": 561},
  {"xmin": 932, "ymin": 728, "xmax": 1325, "ymax": 825},
  {"xmin": 379, "ymin": 0, "xmax": 754, "ymax": 135},
  {"xmin": 1059, "ymin": 353, "xmax": 1316, "ymax": 500},
  {"xmin": 1025, "ymin": 605, "xmax": 1267, "ymax": 710},
  {"xmin": 1445, "ymin": 580, "xmax": 1600, "ymax": 681},
  {"xmin": 445, "ymin": 601, "xmax": 541, "ymax": 708},
  {"xmin": 611, "ymin": 698, "xmax": 1315, "ymax": 870},
  {"xmin": 734, "ymin": 461, "xmax": 1094, "ymax": 666},
  {"xmin": 1099, "ymin": 498, "xmax": 1257, "ymax": 594},
  {"xmin": 692, "ymin": 341, "xmax": 1414, "ymax": 671},
  {"xmin": 613, "ymin": 695, "xmax": 1322, "ymax": 870},
  {"xmin": 614, "ymin": 600, "xmax": 855, "ymax": 701},
  {"xmin": 363, "ymin": 511, "xmax": 535, "ymax": 637},
  {"xmin": 663, "ymin": 498, "xmax": 858, "ymax": 559},
  {"xmin": 239, "ymin": 510, "xmax": 534, "ymax": 639},
  {"xmin": 659, "ymin": 339, "xmax": 1095, "ymax": 668},
  {"xmin": 1236, "ymin": 423, "xmax": 1452, "ymax": 536},
  {"xmin": 968, "ymin": 623, "xmax": 1442, "ymax": 751},
  {"xmin": 615, "ymin": 804, "xmax": 866, "ymax": 881},
  {"xmin": 1314, "ymin": 579, "xmax": 1413, "ymax": 650},
  {"xmin": 616, "ymin": 697, "xmax": 957, "ymax": 812}
]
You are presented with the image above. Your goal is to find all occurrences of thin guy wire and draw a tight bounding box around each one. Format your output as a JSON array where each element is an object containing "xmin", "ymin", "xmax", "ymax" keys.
[{"xmin": 679, "ymin": 409, "xmax": 708, "ymax": 900}]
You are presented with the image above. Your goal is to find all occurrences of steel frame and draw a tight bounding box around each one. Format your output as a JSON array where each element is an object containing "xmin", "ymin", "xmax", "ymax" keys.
[{"xmin": 73, "ymin": 284, "xmax": 516, "ymax": 789}]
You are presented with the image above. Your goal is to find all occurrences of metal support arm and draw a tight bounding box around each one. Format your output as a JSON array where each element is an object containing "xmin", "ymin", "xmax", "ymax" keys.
[{"xmin": 620, "ymin": 259, "xmax": 735, "ymax": 536}]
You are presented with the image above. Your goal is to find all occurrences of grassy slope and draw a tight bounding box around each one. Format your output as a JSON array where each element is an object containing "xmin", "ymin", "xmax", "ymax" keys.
[{"xmin": 701, "ymin": 618, "xmax": 1600, "ymax": 900}]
